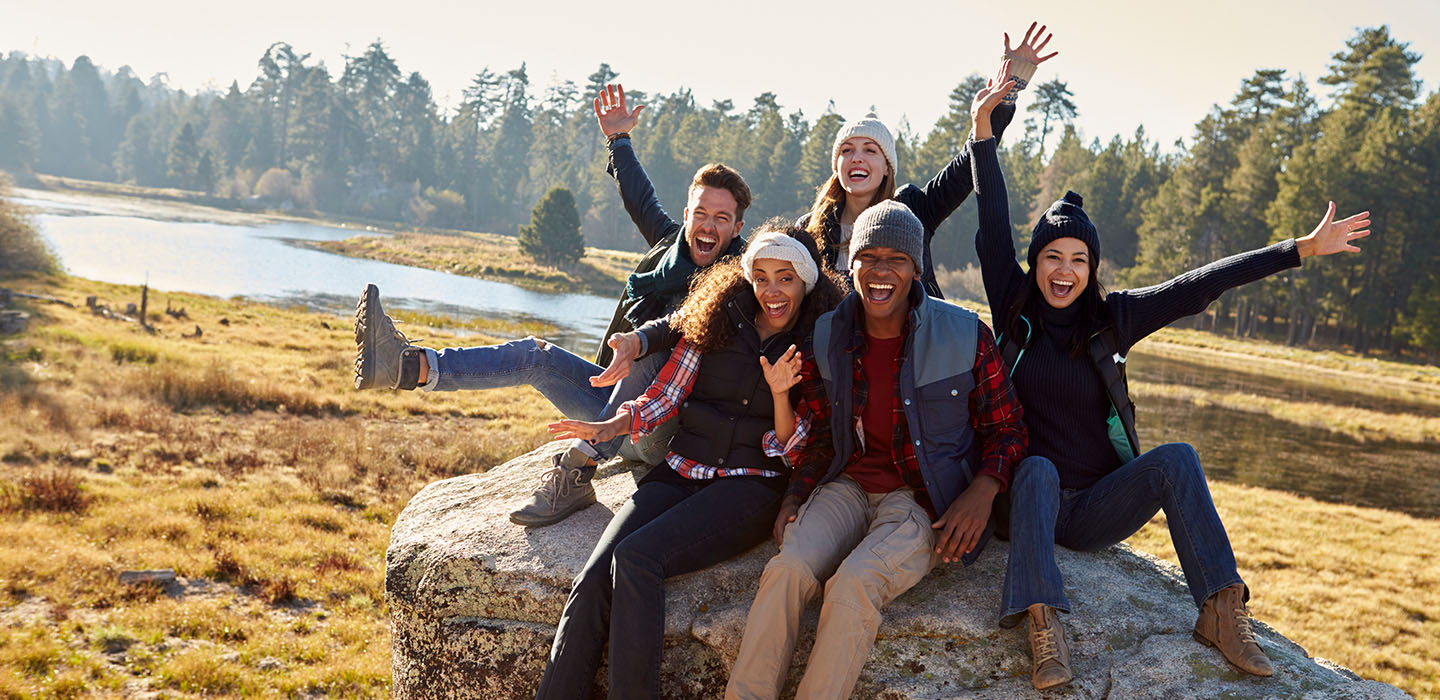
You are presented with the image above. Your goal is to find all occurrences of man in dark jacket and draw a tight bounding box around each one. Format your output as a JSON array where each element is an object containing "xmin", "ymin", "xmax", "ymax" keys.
[{"xmin": 352, "ymin": 83, "xmax": 750, "ymax": 527}]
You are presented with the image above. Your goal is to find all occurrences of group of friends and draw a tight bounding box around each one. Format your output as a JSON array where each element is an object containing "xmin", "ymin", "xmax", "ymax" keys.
[{"xmin": 351, "ymin": 23, "xmax": 1371, "ymax": 699}]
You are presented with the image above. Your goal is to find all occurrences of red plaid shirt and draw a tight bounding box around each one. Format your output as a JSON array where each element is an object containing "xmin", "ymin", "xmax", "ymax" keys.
[
  {"xmin": 773, "ymin": 318, "xmax": 1026, "ymax": 515},
  {"xmin": 621, "ymin": 337, "xmax": 784, "ymax": 480}
]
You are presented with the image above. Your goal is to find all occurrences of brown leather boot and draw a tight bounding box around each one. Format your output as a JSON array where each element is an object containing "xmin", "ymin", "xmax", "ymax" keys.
[
  {"xmin": 1027, "ymin": 603, "xmax": 1073, "ymax": 690},
  {"xmin": 1193, "ymin": 584, "xmax": 1275, "ymax": 676}
]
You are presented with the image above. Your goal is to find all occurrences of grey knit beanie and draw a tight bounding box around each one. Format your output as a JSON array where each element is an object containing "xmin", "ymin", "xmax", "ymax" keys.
[
  {"xmin": 831, "ymin": 112, "xmax": 898, "ymax": 181},
  {"xmin": 850, "ymin": 200, "xmax": 923, "ymax": 271},
  {"xmin": 1028, "ymin": 191, "xmax": 1100, "ymax": 267}
]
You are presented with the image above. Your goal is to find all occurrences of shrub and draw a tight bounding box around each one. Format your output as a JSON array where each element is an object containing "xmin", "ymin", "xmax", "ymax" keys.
[
  {"xmin": 253, "ymin": 168, "xmax": 299, "ymax": 204},
  {"xmin": 0, "ymin": 172, "xmax": 59, "ymax": 275}
]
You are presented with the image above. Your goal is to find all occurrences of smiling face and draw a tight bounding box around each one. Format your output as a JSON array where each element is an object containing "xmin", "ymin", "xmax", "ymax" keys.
[
  {"xmin": 683, "ymin": 185, "xmax": 743, "ymax": 267},
  {"xmin": 834, "ymin": 137, "xmax": 889, "ymax": 199},
  {"xmin": 1034, "ymin": 237, "xmax": 1092, "ymax": 309},
  {"xmin": 851, "ymin": 246, "xmax": 918, "ymax": 336},
  {"xmin": 750, "ymin": 258, "xmax": 806, "ymax": 336}
]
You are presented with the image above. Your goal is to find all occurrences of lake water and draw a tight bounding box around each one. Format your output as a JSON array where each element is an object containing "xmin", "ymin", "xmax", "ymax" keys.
[
  {"xmin": 13, "ymin": 188, "xmax": 1439, "ymax": 518},
  {"xmin": 15, "ymin": 188, "xmax": 617, "ymax": 352}
]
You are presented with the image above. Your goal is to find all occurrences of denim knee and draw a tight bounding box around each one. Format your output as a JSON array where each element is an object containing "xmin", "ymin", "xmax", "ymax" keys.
[
  {"xmin": 1013, "ymin": 456, "xmax": 1059, "ymax": 500},
  {"xmin": 1155, "ymin": 442, "xmax": 1204, "ymax": 482}
]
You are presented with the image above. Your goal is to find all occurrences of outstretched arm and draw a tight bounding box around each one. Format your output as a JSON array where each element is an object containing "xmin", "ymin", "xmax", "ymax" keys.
[
  {"xmin": 970, "ymin": 64, "xmax": 1028, "ymax": 326},
  {"xmin": 1113, "ymin": 202, "xmax": 1371, "ymax": 349},
  {"xmin": 598, "ymin": 83, "xmax": 679, "ymax": 248}
]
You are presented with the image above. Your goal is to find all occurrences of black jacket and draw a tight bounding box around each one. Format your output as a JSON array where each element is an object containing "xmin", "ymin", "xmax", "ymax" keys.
[{"xmin": 798, "ymin": 104, "xmax": 1015, "ymax": 298}]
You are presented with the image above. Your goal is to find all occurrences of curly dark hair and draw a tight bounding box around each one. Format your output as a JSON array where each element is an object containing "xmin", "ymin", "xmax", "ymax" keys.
[{"xmin": 677, "ymin": 221, "xmax": 845, "ymax": 353}]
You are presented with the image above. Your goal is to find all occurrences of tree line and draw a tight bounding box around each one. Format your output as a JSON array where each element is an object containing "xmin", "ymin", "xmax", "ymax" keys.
[{"xmin": 0, "ymin": 27, "xmax": 1435, "ymax": 355}]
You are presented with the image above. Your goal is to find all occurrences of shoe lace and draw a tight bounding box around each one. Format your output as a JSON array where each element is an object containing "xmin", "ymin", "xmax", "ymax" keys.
[
  {"xmin": 534, "ymin": 465, "xmax": 570, "ymax": 506},
  {"xmin": 1033, "ymin": 622, "xmax": 1061, "ymax": 664},
  {"xmin": 1232, "ymin": 605, "xmax": 1258, "ymax": 645}
]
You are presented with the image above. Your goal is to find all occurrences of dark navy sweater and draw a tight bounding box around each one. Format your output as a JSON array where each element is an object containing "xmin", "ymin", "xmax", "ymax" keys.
[{"xmin": 969, "ymin": 137, "xmax": 1301, "ymax": 489}]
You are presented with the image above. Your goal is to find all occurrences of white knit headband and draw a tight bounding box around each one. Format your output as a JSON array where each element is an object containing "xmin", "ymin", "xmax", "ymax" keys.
[{"xmin": 741, "ymin": 232, "xmax": 819, "ymax": 293}]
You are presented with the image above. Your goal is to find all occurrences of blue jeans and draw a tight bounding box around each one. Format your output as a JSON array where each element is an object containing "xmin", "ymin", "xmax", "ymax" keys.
[
  {"xmin": 1000, "ymin": 444, "xmax": 1243, "ymax": 625},
  {"xmin": 534, "ymin": 470, "xmax": 782, "ymax": 700},
  {"xmin": 421, "ymin": 337, "xmax": 665, "ymax": 460}
]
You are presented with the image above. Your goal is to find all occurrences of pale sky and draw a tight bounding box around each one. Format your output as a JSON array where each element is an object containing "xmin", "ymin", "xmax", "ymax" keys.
[{"xmin": 5, "ymin": 0, "xmax": 1439, "ymax": 151}]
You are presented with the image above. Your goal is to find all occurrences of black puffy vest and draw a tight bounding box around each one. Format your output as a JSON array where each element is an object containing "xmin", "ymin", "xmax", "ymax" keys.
[{"xmin": 666, "ymin": 294, "xmax": 804, "ymax": 473}]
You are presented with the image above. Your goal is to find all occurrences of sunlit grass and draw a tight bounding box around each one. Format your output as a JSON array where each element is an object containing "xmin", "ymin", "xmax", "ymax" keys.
[
  {"xmin": 0, "ymin": 273, "xmax": 1434, "ymax": 698},
  {"xmin": 1131, "ymin": 380, "xmax": 1440, "ymax": 444},
  {"xmin": 314, "ymin": 230, "xmax": 641, "ymax": 296},
  {"xmin": 0, "ymin": 274, "xmax": 562, "ymax": 697},
  {"xmin": 1128, "ymin": 481, "xmax": 1440, "ymax": 700}
]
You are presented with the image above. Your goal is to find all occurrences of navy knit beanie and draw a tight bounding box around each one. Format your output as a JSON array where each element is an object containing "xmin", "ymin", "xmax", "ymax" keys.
[{"xmin": 1027, "ymin": 191, "xmax": 1100, "ymax": 267}]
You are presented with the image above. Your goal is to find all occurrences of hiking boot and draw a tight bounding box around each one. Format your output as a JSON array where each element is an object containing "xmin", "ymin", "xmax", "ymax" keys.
[
  {"xmin": 1028, "ymin": 604, "xmax": 1073, "ymax": 690},
  {"xmin": 354, "ymin": 284, "xmax": 419, "ymax": 390},
  {"xmin": 1194, "ymin": 583, "xmax": 1274, "ymax": 677},
  {"xmin": 509, "ymin": 454, "xmax": 598, "ymax": 527}
]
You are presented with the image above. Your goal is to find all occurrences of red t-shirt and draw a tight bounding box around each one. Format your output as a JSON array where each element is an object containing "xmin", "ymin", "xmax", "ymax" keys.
[{"xmin": 845, "ymin": 334, "xmax": 906, "ymax": 493}]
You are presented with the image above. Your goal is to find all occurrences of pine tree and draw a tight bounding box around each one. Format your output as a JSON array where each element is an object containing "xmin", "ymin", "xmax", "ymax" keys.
[{"xmin": 518, "ymin": 186, "xmax": 583, "ymax": 268}]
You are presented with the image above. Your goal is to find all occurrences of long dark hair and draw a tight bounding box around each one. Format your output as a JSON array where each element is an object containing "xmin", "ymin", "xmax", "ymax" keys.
[
  {"xmin": 803, "ymin": 171, "xmax": 896, "ymax": 260},
  {"xmin": 1003, "ymin": 260, "xmax": 1109, "ymax": 358},
  {"xmin": 677, "ymin": 222, "xmax": 845, "ymax": 353}
]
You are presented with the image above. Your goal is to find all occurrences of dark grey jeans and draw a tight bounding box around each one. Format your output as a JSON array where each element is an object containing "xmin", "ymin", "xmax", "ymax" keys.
[{"xmin": 534, "ymin": 468, "xmax": 782, "ymax": 700}]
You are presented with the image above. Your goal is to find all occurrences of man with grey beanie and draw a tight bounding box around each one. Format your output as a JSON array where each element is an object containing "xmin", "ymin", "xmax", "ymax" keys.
[{"xmin": 726, "ymin": 202, "xmax": 1027, "ymax": 699}]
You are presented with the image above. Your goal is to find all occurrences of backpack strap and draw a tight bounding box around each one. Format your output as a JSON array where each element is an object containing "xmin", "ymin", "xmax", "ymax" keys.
[
  {"xmin": 1088, "ymin": 325, "xmax": 1140, "ymax": 462},
  {"xmin": 997, "ymin": 314, "xmax": 1032, "ymax": 373}
]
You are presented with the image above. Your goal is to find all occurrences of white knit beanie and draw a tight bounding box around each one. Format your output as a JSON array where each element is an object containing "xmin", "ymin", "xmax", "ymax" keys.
[
  {"xmin": 831, "ymin": 112, "xmax": 898, "ymax": 180},
  {"xmin": 741, "ymin": 232, "xmax": 820, "ymax": 293}
]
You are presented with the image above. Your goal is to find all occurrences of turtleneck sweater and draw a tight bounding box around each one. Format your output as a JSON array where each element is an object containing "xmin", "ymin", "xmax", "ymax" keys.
[{"xmin": 969, "ymin": 137, "xmax": 1301, "ymax": 489}]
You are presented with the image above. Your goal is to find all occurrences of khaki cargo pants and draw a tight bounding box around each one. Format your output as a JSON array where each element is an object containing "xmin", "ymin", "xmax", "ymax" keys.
[{"xmin": 725, "ymin": 474, "xmax": 938, "ymax": 700}]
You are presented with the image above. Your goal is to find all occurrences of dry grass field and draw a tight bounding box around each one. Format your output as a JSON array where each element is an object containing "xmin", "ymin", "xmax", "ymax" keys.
[{"xmin": 0, "ymin": 274, "xmax": 1435, "ymax": 698}]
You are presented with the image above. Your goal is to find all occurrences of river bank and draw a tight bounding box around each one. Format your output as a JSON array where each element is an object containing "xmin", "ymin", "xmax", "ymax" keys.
[
  {"xmin": 31, "ymin": 174, "xmax": 640, "ymax": 298},
  {"xmin": 0, "ymin": 274, "xmax": 1435, "ymax": 698}
]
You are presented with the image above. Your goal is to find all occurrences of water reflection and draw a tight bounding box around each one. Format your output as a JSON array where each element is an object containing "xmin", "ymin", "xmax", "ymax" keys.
[
  {"xmin": 1128, "ymin": 349, "xmax": 1440, "ymax": 518},
  {"xmin": 16, "ymin": 188, "xmax": 616, "ymax": 353}
]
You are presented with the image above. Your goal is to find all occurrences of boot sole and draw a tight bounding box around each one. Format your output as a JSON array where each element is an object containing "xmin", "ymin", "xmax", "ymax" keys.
[
  {"xmin": 1193, "ymin": 630, "xmax": 1275, "ymax": 677},
  {"xmin": 509, "ymin": 495, "xmax": 598, "ymax": 527},
  {"xmin": 354, "ymin": 284, "xmax": 381, "ymax": 390}
]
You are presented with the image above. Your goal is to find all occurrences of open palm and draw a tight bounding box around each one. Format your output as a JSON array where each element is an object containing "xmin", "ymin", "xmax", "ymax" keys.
[{"xmin": 593, "ymin": 83, "xmax": 645, "ymax": 137}]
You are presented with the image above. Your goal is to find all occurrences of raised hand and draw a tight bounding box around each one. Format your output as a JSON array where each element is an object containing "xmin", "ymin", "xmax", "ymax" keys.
[
  {"xmin": 593, "ymin": 83, "xmax": 646, "ymax": 138},
  {"xmin": 1296, "ymin": 202, "xmax": 1371, "ymax": 258},
  {"xmin": 760, "ymin": 345, "xmax": 802, "ymax": 395},
  {"xmin": 590, "ymin": 332, "xmax": 642, "ymax": 387},
  {"xmin": 1003, "ymin": 21, "xmax": 1058, "ymax": 66},
  {"xmin": 971, "ymin": 60, "xmax": 1016, "ymax": 140}
]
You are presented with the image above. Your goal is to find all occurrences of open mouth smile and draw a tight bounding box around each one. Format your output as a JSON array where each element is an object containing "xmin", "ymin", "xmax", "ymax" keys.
[
  {"xmin": 1048, "ymin": 279, "xmax": 1075, "ymax": 299},
  {"xmin": 865, "ymin": 282, "xmax": 895, "ymax": 304},
  {"xmin": 694, "ymin": 232, "xmax": 719, "ymax": 255}
]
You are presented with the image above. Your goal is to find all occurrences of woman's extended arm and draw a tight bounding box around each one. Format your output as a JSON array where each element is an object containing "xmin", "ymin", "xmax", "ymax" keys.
[
  {"xmin": 761, "ymin": 344, "xmax": 803, "ymax": 443},
  {"xmin": 1112, "ymin": 202, "xmax": 1371, "ymax": 349},
  {"xmin": 969, "ymin": 61, "xmax": 1028, "ymax": 324}
]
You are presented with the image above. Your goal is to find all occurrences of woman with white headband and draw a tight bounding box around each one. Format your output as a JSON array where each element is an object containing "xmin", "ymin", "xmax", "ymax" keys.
[{"xmin": 534, "ymin": 224, "xmax": 845, "ymax": 700}]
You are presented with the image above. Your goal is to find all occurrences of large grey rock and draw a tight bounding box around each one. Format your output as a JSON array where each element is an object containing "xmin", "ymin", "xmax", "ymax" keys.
[{"xmin": 386, "ymin": 443, "xmax": 1412, "ymax": 699}]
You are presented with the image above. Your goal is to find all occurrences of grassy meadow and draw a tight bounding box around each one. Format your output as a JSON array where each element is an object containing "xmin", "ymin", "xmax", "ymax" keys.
[
  {"xmin": 0, "ymin": 273, "xmax": 1435, "ymax": 698},
  {"xmin": 0, "ymin": 274, "xmax": 566, "ymax": 698}
]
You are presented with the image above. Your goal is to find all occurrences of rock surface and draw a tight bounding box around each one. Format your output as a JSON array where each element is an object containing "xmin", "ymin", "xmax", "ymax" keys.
[{"xmin": 386, "ymin": 442, "xmax": 1413, "ymax": 699}]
